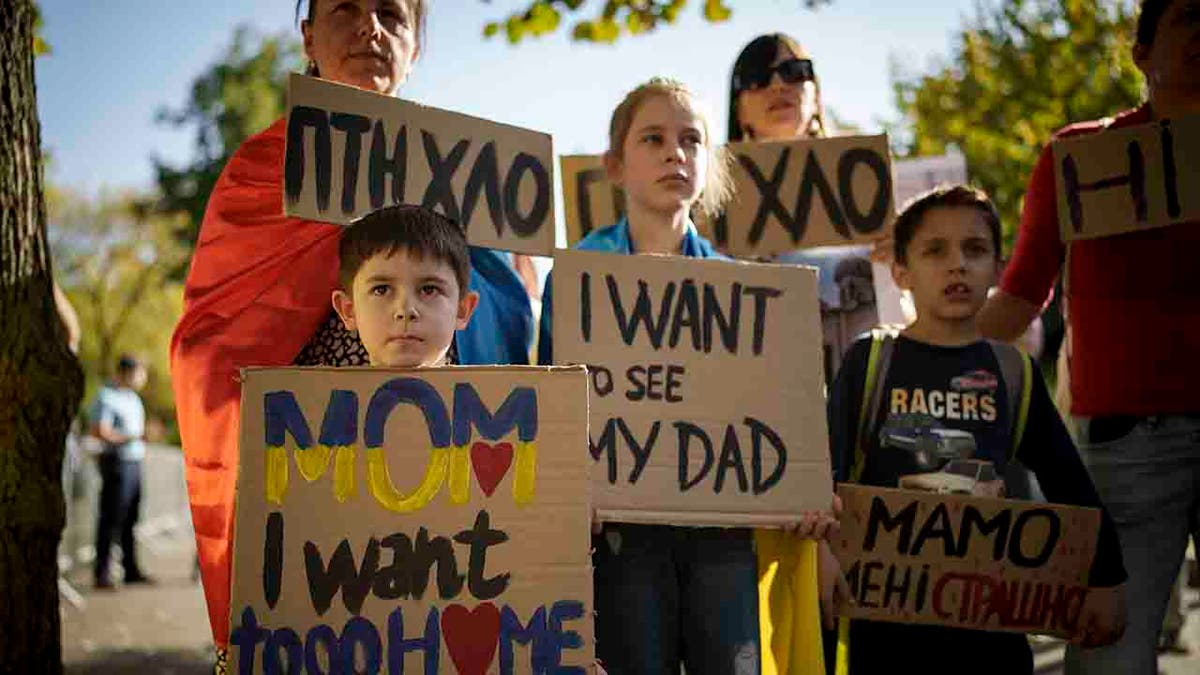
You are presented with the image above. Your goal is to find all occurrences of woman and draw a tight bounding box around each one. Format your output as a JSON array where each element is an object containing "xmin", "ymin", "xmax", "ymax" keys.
[
  {"xmin": 729, "ymin": 33, "xmax": 828, "ymax": 144},
  {"xmin": 728, "ymin": 33, "xmax": 841, "ymax": 675},
  {"xmin": 170, "ymin": 1, "xmax": 533, "ymax": 666}
]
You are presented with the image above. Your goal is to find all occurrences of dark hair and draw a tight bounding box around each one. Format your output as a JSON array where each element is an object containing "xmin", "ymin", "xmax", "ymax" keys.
[
  {"xmin": 295, "ymin": 0, "xmax": 428, "ymax": 76},
  {"xmin": 893, "ymin": 185, "xmax": 1002, "ymax": 265},
  {"xmin": 338, "ymin": 205, "xmax": 470, "ymax": 295},
  {"xmin": 727, "ymin": 33, "xmax": 826, "ymax": 142},
  {"xmin": 117, "ymin": 354, "xmax": 141, "ymax": 374},
  {"xmin": 1136, "ymin": 0, "xmax": 1175, "ymax": 47}
]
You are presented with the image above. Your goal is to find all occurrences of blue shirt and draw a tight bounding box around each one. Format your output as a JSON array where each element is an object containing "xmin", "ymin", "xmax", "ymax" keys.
[
  {"xmin": 457, "ymin": 246, "xmax": 535, "ymax": 366},
  {"xmin": 538, "ymin": 217, "xmax": 725, "ymax": 364},
  {"xmin": 90, "ymin": 383, "xmax": 146, "ymax": 461}
]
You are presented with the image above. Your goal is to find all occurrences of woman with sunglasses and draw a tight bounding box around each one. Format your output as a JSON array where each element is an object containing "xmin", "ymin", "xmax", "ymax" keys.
[
  {"xmin": 727, "ymin": 33, "xmax": 845, "ymax": 675},
  {"xmin": 171, "ymin": 2, "xmax": 536, "ymax": 671},
  {"xmin": 729, "ymin": 34, "xmax": 828, "ymax": 143}
]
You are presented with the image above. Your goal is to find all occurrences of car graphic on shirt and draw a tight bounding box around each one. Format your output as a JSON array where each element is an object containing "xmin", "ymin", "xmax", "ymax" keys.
[
  {"xmin": 878, "ymin": 424, "xmax": 977, "ymax": 472},
  {"xmin": 950, "ymin": 369, "xmax": 999, "ymax": 392},
  {"xmin": 901, "ymin": 459, "xmax": 1004, "ymax": 497}
]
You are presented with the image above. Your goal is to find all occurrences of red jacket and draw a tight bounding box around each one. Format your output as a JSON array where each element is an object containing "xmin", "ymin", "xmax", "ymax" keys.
[
  {"xmin": 171, "ymin": 119, "xmax": 339, "ymax": 646},
  {"xmin": 1001, "ymin": 106, "xmax": 1200, "ymax": 416}
]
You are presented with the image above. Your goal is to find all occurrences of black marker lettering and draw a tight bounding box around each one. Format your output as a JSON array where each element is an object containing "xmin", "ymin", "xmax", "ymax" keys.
[
  {"xmin": 369, "ymin": 121, "xmax": 407, "ymax": 209},
  {"xmin": 503, "ymin": 153, "xmax": 550, "ymax": 237},
  {"xmin": 285, "ymin": 106, "xmax": 331, "ymax": 210},
  {"xmin": 453, "ymin": 510, "xmax": 510, "ymax": 601},
  {"xmin": 837, "ymin": 147, "xmax": 891, "ymax": 236},
  {"xmin": 714, "ymin": 425, "xmax": 749, "ymax": 494},
  {"xmin": 676, "ymin": 422, "xmax": 714, "ymax": 491},
  {"xmin": 461, "ymin": 141, "xmax": 504, "ymax": 230},
  {"xmin": 420, "ymin": 131, "xmax": 470, "ymax": 220},
  {"xmin": 263, "ymin": 511, "xmax": 283, "ymax": 609},
  {"xmin": 1062, "ymin": 141, "xmax": 1147, "ymax": 233},
  {"xmin": 330, "ymin": 112, "xmax": 370, "ymax": 214}
]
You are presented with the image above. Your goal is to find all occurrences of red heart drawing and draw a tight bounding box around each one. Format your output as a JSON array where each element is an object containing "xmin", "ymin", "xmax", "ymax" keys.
[
  {"xmin": 441, "ymin": 602, "xmax": 500, "ymax": 675},
  {"xmin": 470, "ymin": 441, "xmax": 514, "ymax": 497}
]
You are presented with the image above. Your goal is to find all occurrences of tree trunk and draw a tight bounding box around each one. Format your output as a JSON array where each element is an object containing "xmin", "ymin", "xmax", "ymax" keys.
[{"xmin": 0, "ymin": 2, "xmax": 85, "ymax": 671}]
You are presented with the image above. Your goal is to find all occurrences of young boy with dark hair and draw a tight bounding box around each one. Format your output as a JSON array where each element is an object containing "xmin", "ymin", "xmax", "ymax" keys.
[
  {"xmin": 824, "ymin": 185, "xmax": 1128, "ymax": 674},
  {"xmin": 332, "ymin": 205, "xmax": 478, "ymax": 367}
]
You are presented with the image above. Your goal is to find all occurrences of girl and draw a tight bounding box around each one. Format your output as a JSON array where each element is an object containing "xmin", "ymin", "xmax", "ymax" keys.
[
  {"xmin": 541, "ymin": 77, "xmax": 836, "ymax": 675},
  {"xmin": 540, "ymin": 77, "xmax": 753, "ymax": 674}
]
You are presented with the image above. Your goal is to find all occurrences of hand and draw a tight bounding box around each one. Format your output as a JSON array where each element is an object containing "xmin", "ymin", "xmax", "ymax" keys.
[
  {"xmin": 790, "ymin": 493, "xmax": 843, "ymax": 541},
  {"xmin": 868, "ymin": 234, "xmax": 894, "ymax": 266},
  {"xmin": 1070, "ymin": 584, "xmax": 1126, "ymax": 649},
  {"xmin": 818, "ymin": 540, "xmax": 853, "ymax": 629}
]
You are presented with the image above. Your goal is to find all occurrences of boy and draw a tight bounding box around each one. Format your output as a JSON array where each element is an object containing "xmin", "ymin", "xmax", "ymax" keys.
[
  {"xmin": 825, "ymin": 186, "xmax": 1127, "ymax": 674},
  {"xmin": 332, "ymin": 205, "xmax": 478, "ymax": 367}
]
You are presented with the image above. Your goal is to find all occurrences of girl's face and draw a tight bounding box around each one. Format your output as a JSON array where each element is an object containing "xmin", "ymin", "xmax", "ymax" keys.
[
  {"xmin": 302, "ymin": 0, "xmax": 418, "ymax": 95},
  {"xmin": 609, "ymin": 95, "xmax": 708, "ymax": 216},
  {"xmin": 736, "ymin": 42, "xmax": 820, "ymax": 141}
]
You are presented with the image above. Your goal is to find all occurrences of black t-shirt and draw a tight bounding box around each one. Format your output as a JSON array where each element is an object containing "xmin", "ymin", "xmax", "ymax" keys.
[{"xmin": 827, "ymin": 335, "xmax": 1127, "ymax": 675}]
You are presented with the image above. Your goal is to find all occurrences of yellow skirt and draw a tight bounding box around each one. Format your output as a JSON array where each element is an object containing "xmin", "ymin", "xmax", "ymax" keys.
[{"xmin": 756, "ymin": 530, "xmax": 826, "ymax": 675}]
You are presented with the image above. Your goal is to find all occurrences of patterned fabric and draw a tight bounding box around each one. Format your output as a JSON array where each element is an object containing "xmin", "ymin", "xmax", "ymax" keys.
[
  {"xmin": 293, "ymin": 309, "xmax": 458, "ymax": 366},
  {"xmin": 293, "ymin": 310, "xmax": 370, "ymax": 367},
  {"xmin": 214, "ymin": 647, "xmax": 229, "ymax": 675}
]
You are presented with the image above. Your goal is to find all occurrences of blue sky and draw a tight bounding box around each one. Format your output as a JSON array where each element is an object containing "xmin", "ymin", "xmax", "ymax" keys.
[{"xmin": 36, "ymin": 0, "xmax": 978, "ymax": 195}]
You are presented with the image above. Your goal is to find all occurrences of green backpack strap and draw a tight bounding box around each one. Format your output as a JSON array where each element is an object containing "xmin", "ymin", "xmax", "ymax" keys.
[
  {"xmin": 988, "ymin": 341, "xmax": 1033, "ymax": 460},
  {"xmin": 849, "ymin": 328, "xmax": 897, "ymax": 483},
  {"xmin": 839, "ymin": 328, "xmax": 897, "ymax": 675}
]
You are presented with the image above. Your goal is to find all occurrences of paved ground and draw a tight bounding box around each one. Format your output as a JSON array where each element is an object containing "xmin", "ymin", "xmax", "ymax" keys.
[{"xmin": 59, "ymin": 445, "xmax": 1200, "ymax": 674}]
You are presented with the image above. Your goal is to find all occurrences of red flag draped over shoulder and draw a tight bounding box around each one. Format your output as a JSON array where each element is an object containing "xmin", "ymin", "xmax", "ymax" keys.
[{"xmin": 171, "ymin": 118, "xmax": 340, "ymax": 647}]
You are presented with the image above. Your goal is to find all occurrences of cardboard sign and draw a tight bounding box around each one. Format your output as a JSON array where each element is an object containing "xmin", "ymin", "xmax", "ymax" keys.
[
  {"xmin": 284, "ymin": 74, "xmax": 556, "ymax": 255},
  {"xmin": 559, "ymin": 136, "xmax": 894, "ymax": 255},
  {"xmin": 717, "ymin": 134, "xmax": 895, "ymax": 256},
  {"xmin": 1052, "ymin": 114, "xmax": 1199, "ymax": 242},
  {"xmin": 230, "ymin": 366, "xmax": 592, "ymax": 674},
  {"xmin": 834, "ymin": 484, "xmax": 1101, "ymax": 636},
  {"xmin": 893, "ymin": 152, "xmax": 969, "ymax": 208},
  {"xmin": 551, "ymin": 250, "xmax": 831, "ymax": 526},
  {"xmin": 560, "ymin": 155, "xmax": 622, "ymax": 245}
]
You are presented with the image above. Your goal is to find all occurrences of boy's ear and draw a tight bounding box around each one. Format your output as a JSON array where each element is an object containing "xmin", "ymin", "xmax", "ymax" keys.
[
  {"xmin": 455, "ymin": 290, "xmax": 480, "ymax": 330},
  {"xmin": 331, "ymin": 289, "xmax": 357, "ymax": 332},
  {"xmin": 603, "ymin": 150, "xmax": 623, "ymax": 186}
]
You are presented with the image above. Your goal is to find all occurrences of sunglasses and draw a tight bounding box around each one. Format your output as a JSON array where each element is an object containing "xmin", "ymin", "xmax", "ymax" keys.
[{"xmin": 734, "ymin": 58, "xmax": 815, "ymax": 92}]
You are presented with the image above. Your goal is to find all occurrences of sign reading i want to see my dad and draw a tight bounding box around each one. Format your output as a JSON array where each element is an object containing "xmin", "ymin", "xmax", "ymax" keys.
[
  {"xmin": 229, "ymin": 366, "xmax": 592, "ymax": 675},
  {"xmin": 834, "ymin": 484, "xmax": 1102, "ymax": 637},
  {"xmin": 1052, "ymin": 113, "xmax": 1199, "ymax": 242},
  {"xmin": 552, "ymin": 250, "xmax": 832, "ymax": 526},
  {"xmin": 284, "ymin": 74, "xmax": 556, "ymax": 256},
  {"xmin": 559, "ymin": 134, "xmax": 895, "ymax": 256}
]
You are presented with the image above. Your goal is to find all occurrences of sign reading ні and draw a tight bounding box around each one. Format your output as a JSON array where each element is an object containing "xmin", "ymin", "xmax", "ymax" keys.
[{"xmin": 1052, "ymin": 114, "xmax": 1199, "ymax": 242}]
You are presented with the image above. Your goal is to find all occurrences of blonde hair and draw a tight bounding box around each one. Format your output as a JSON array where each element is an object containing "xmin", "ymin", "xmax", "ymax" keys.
[{"xmin": 607, "ymin": 77, "xmax": 734, "ymax": 218}]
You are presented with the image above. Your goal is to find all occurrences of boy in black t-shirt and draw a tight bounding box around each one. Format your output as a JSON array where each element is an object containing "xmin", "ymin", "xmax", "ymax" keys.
[{"xmin": 823, "ymin": 186, "xmax": 1127, "ymax": 675}]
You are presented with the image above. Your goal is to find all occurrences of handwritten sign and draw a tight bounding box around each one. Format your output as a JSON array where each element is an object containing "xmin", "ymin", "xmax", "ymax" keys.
[
  {"xmin": 560, "ymin": 155, "xmax": 622, "ymax": 245},
  {"xmin": 230, "ymin": 366, "xmax": 592, "ymax": 674},
  {"xmin": 558, "ymin": 135, "xmax": 894, "ymax": 256},
  {"xmin": 718, "ymin": 135, "xmax": 895, "ymax": 256},
  {"xmin": 834, "ymin": 484, "xmax": 1101, "ymax": 636},
  {"xmin": 284, "ymin": 74, "xmax": 556, "ymax": 255},
  {"xmin": 1052, "ymin": 114, "xmax": 1199, "ymax": 242},
  {"xmin": 551, "ymin": 250, "xmax": 831, "ymax": 526}
]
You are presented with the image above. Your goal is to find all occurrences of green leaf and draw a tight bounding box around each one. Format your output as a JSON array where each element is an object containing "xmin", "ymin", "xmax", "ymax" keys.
[{"xmin": 483, "ymin": 22, "xmax": 500, "ymax": 38}]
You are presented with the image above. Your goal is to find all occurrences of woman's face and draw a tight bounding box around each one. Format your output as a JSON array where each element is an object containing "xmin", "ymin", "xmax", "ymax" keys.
[
  {"xmin": 302, "ymin": 0, "xmax": 418, "ymax": 95},
  {"xmin": 736, "ymin": 42, "xmax": 820, "ymax": 141}
]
